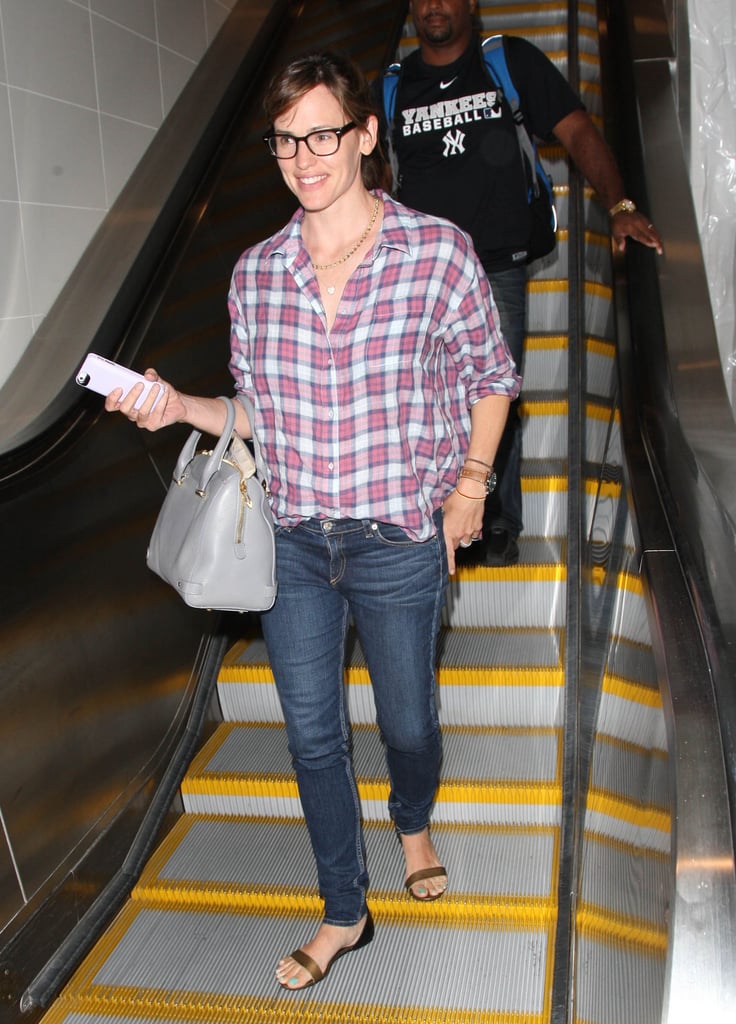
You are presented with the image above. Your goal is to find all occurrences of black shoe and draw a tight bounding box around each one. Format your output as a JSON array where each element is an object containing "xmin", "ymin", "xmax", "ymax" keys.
[{"xmin": 481, "ymin": 529, "xmax": 519, "ymax": 567}]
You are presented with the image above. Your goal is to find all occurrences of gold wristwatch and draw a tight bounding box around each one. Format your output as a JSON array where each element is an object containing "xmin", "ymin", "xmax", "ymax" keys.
[{"xmin": 609, "ymin": 198, "xmax": 637, "ymax": 217}]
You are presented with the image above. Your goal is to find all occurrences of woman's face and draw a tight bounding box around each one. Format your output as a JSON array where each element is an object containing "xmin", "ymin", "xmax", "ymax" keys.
[{"xmin": 272, "ymin": 83, "xmax": 377, "ymax": 212}]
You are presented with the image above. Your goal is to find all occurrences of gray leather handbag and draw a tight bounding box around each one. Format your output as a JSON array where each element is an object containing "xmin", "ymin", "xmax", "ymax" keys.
[{"xmin": 146, "ymin": 395, "xmax": 277, "ymax": 611}]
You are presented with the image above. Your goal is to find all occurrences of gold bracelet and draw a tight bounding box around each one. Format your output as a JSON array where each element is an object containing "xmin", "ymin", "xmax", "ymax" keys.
[
  {"xmin": 455, "ymin": 486, "xmax": 485, "ymax": 500},
  {"xmin": 465, "ymin": 456, "xmax": 494, "ymax": 471}
]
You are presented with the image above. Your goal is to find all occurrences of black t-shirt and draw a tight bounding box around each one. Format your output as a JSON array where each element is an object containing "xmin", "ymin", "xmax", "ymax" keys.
[{"xmin": 377, "ymin": 36, "xmax": 583, "ymax": 271}]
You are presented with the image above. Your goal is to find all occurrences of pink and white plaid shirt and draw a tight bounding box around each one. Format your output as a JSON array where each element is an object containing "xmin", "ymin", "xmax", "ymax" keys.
[{"xmin": 228, "ymin": 192, "xmax": 520, "ymax": 541}]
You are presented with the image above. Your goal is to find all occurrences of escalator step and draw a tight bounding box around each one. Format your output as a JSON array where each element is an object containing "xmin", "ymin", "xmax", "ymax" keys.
[{"xmin": 180, "ymin": 722, "xmax": 563, "ymax": 828}]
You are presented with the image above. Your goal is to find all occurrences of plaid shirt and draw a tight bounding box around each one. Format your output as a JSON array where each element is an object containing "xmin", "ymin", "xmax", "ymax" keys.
[{"xmin": 228, "ymin": 192, "xmax": 520, "ymax": 541}]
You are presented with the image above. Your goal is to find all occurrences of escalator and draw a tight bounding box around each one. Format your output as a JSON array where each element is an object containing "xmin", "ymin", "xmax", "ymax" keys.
[{"xmin": 0, "ymin": 2, "xmax": 734, "ymax": 1024}]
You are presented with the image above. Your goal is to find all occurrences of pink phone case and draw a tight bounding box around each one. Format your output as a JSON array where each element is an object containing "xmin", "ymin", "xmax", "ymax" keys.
[{"xmin": 75, "ymin": 353, "xmax": 163, "ymax": 409}]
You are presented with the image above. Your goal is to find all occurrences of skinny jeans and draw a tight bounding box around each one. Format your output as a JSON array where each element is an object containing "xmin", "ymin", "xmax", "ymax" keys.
[{"xmin": 260, "ymin": 512, "xmax": 448, "ymax": 925}]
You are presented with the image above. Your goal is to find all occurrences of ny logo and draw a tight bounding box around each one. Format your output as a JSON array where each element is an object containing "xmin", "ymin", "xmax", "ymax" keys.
[{"xmin": 442, "ymin": 129, "xmax": 466, "ymax": 157}]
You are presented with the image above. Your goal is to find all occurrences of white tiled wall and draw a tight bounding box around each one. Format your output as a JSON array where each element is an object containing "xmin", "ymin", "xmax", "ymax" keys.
[{"xmin": 0, "ymin": 0, "xmax": 237, "ymax": 386}]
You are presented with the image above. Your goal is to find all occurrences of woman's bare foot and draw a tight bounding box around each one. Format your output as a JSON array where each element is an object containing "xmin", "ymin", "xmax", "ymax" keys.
[
  {"xmin": 276, "ymin": 914, "xmax": 370, "ymax": 990},
  {"xmin": 400, "ymin": 828, "xmax": 448, "ymax": 900}
]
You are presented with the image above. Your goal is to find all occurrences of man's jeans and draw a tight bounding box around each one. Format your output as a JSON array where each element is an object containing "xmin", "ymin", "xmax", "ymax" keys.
[
  {"xmin": 260, "ymin": 513, "xmax": 448, "ymax": 925},
  {"xmin": 485, "ymin": 264, "xmax": 528, "ymax": 538}
]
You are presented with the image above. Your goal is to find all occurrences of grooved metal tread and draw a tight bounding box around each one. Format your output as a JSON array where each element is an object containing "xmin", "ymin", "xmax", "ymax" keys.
[
  {"xmin": 180, "ymin": 722, "xmax": 564, "ymax": 828},
  {"xmin": 42, "ymin": 905, "xmax": 555, "ymax": 1024},
  {"xmin": 134, "ymin": 816, "xmax": 558, "ymax": 915}
]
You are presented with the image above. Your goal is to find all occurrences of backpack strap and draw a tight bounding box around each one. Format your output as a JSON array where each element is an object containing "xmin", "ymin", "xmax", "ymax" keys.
[
  {"xmin": 481, "ymin": 34, "xmax": 543, "ymax": 199},
  {"xmin": 381, "ymin": 62, "xmax": 402, "ymax": 193}
]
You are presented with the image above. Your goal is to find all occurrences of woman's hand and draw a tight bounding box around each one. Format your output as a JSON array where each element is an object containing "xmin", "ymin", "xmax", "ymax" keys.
[
  {"xmin": 104, "ymin": 368, "xmax": 185, "ymax": 430},
  {"xmin": 442, "ymin": 484, "xmax": 485, "ymax": 575}
]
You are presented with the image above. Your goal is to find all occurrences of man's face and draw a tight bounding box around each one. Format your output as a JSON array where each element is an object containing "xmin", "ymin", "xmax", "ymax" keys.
[{"xmin": 409, "ymin": 0, "xmax": 476, "ymax": 48}]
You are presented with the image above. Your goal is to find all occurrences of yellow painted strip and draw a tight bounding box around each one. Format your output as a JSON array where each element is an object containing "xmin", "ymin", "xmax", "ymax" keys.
[
  {"xmin": 522, "ymin": 475, "xmax": 567, "ymax": 492},
  {"xmin": 439, "ymin": 666, "xmax": 563, "ymax": 687},
  {"xmin": 523, "ymin": 335, "xmax": 615, "ymax": 357},
  {"xmin": 184, "ymin": 721, "xmax": 236, "ymax": 777},
  {"xmin": 478, "ymin": 1, "xmax": 597, "ymax": 17},
  {"xmin": 454, "ymin": 562, "xmax": 566, "ymax": 581},
  {"xmin": 525, "ymin": 333, "xmax": 568, "ymax": 350},
  {"xmin": 526, "ymin": 279, "xmax": 613, "ymax": 301},
  {"xmin": 587, "ymin": 790, "xmax": 671, "ymax": 834},
  {"xmin": 585, "ymin": 477, "xmax": 621, "ymax": 498},
  {"xmin": 585, "ymin": 828, "xmax": 670, "ymax": 862},
  {"xmin": 181, "ymin": 774, "xmax": 562, "ymax": 806},
  {"xmin": 594, "ymin": 732, "xmax": 668, "ymax": 763},
  {"xmin": 48, "ymin": 985, "xmax": 552, "ymax": 1024},
  {"xmin": 603, "ymin": 673, "xmax": 662, "ymax": 709},
  {"xmin": 556, "ymin": 228, "xmax": 609, "ymax": 248},
  {"xmin": 588, "ymin": 337, "xmax": 616, "ymax": 357},
  {"xmin": 586, "ymin": 401, "xmax": 620, "ymax": 423},
  {"xmin": 131, "ymin": 883, "xmax": 556, "ymax": 928},
  {"xmin": 577, "ymin": 903, "xmax": 667, "ymax": 954},
  {"xmin": 520, "ymin": 399, "xmax": 567, "ymax": 416}
]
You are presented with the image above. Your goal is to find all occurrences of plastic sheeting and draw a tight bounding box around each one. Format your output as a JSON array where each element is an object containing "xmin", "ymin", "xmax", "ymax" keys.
[{"xmin": 689, "ymin": 0, "xmax": 736, "ymax": 406}]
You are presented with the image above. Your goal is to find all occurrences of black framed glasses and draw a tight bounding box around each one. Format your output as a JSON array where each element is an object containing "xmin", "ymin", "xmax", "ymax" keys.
[{"xmin": 262, "ymin": 122, "xmax": 357, "ymax": 159}]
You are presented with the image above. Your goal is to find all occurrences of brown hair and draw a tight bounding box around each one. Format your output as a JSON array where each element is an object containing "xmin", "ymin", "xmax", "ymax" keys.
[{"xmin": 263, "ymin": 51, "xmax": 386, "ymax": 190}]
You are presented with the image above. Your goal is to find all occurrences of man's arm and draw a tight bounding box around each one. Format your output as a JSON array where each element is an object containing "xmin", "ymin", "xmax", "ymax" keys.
[{"xmin": 553, "ymin": 109, "xmax": 663, "ymax": 254}]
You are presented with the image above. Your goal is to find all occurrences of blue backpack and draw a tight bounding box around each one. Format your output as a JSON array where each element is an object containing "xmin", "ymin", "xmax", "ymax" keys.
[{"xmin": 382, "ymin": 34, "xmax": 557, "ymax": 262}]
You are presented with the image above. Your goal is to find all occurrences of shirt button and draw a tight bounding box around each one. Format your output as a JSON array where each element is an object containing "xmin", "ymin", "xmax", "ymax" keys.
[
  {"xmin": 328, "ymin": 462, "xmax": 334, "ymax": 470},
  {"xmin": 328, "ymin": 409, "xmax": 335, "ymax": 419}
]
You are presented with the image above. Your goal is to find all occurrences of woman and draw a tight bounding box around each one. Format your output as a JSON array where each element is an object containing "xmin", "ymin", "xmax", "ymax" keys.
[{"xmin": 107, "ymin": 51, "xmax": 520, "ymax": 990}]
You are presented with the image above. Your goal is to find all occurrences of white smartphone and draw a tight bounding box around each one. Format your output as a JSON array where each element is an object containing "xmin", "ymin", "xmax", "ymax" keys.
[{"xmin": 75, "ymin": 353, "xmax": 164, "ymax": 410}]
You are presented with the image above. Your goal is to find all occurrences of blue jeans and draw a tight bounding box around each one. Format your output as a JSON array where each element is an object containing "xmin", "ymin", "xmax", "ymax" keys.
[
  {"xmin": 260, "ymin": 513, "xmax": 448, "ymax": 925},
  {"xmin": 485, "ymin": 265, "xmax": 527, "ymax": 537}
]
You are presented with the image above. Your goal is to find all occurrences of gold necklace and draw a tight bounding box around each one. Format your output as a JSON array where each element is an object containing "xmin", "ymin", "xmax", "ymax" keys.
[{"xmin": 312, "ymin": 195, "xmax": 380, "ymax": 271}]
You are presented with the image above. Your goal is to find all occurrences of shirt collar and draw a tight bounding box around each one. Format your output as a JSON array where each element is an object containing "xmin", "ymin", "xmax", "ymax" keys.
[{"xmin": 261, "ymin": 190, "xmax": 412, "ymax": 265}]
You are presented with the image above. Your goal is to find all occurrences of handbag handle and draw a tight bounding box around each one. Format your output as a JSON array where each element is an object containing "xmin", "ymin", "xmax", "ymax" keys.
[
  {"xmin": 236, "ymin": 394, "xmax": 268, "ymax": 483},
  {"xmin": 172, "ymin": 397, "xmax": 236, "ymax": 493}
]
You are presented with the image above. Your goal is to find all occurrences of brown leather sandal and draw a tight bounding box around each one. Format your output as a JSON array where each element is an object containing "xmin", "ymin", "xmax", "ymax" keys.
[
  {"xmin": 278, "ymin": 911, "xmax": 375, "ymax": 990},
  {"xmin": 405, "ymin": 866, "xmax": 448, "ymax": 902}
]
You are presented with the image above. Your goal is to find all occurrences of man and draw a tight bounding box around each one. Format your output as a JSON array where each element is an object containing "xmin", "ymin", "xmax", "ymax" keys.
[{"xmin": 377, "ymin": 0, "xmax": 662, "ymax": 566}]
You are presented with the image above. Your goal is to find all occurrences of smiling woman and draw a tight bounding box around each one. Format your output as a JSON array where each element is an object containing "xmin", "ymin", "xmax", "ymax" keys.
[{"xmin": 103, "ymin": 49, "xmax": 520, "ymax": 993}]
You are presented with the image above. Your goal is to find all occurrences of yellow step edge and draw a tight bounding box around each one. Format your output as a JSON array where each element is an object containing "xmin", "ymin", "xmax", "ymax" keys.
[
  {"xmin": 522, "ymin": 334, "xmax": 616, "ymax": 358},
  {"xmin": 577, "ymin": 903, "xmax": 667, "ymax": 955},
  {"xmin": 556, "ymin": 228, "xmax": 609, "ymax": 247},
  {"xmin": 180, "ymin": 774, "xmax": 563, "ymax": 808},
  {"xmin": 130, "ymin": 882, "xmax": 558, "ymax": 929},
  {"xmin": 584, "ymin": 828, "xmax": 670, "ymax": 863},
  {"xmin": 219, "ymin": 663, "xmax": 564, "ymax": 689},
  {"xmin": 602, "ymin": 673, "xmax": 662, "ymax": 709},
  {"xmin": 455, "ymin": 562, "xmax": 566, "ymax": 581},
  {"xmin": 527, "ymin": 279, "xmax": 613, "ymax": 301},
  {"xmin": 587, "ymin": 789, "xmax": 671, "ymax": 834},
  {"xmin": 47, "ymin": 982, "xmax": 550, "ymax": 1024},
  {"xmin": 519, "ymin": 397, "xmax": 619, "ymax": 425},
  {"xmin": 522, "ymin": 475, "xmax": 568, "ymax": 492},
  {"xmin": 478, "ymin": 1, "xmax": 597, "ymax": 17}
]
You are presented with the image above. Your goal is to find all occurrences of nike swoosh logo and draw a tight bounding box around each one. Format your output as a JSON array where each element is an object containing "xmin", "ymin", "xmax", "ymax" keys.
[{"xmin": 439, "ymin": 78, "xmax": 457, "ymax": 90}]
